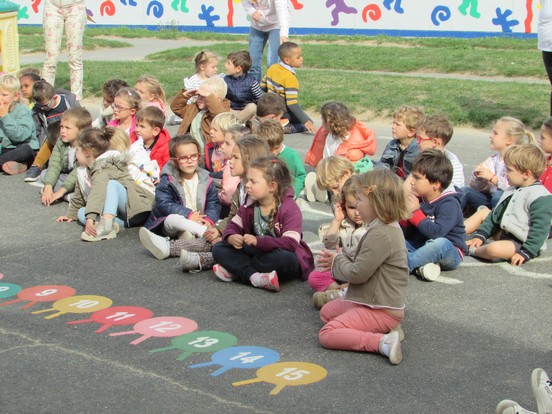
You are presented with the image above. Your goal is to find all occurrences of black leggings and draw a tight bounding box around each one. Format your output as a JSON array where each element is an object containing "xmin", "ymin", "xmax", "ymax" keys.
[
  {"xmin": 543, "ymin": 51, "xmax": 552, "ymax": 115},
  {"xmin": 0, "ymin": 145, "xmax": 36, "ymax": 169}
]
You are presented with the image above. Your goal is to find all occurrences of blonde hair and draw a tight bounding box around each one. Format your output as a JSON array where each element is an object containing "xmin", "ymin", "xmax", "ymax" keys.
[
  {"xmin": 114, "ymin": 87, "xmax": 142, "ymax": 111},
  {"xmin": 393, "ymin": 105, "xmax": 425, "ymax": 131},
  {"xmin": 136, "ymin": 75, "xmax": 167, "ymax": 104},
  {"xmin": 108, "ymin": 127, "xmax": 131, "ymax": 152},
  {"xmin": 340, "ymin": 176, "xmax": 356, "ymax": 201},
  {"xmin": 320, "ymin": 101, "xmax": 355, "ymax": 140},
  {"xmin": 504, "ymin": 144, "xmax": 546, "ymax": 179},
  {"xmin": 258, "ymin": 119, "xmax": 284, "ymax": 149},
  {"xmin": 315, "ymin": 156, "xmax": 355, "ymax": 191},
  {"xmin": 234, "ymin": 134, "xmax": 270, "ymax": 177},
  {"xmin": 0, "ymin": 74, "xmax": 21, "ymax": 93},
  {"xmin": 198, "ymin": 77, "xmax": 227, "ymax": 99},
  {"xmin": 194, "ymin": 50, "xmax": 219, "ymax": 73},
  {"xmin": 211, "ymin": 112, "xmax": 242, "ymax": 133},
  {"xmin": 496, "ymin": 116, "xmax": 536, "ymax": 145},
  {"xmin": 355, "ymin": 170, "xmax": 410, "ymax": 224}
]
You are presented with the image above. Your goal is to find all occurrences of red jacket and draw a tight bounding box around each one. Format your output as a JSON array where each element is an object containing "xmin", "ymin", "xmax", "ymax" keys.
[
  {"xmin": 150, "ymin": 128, "xmax": 171, "ymax": 170},
  {"xmin": 305, "ymin": 121, "xmax": 376, "ymax": 167}
]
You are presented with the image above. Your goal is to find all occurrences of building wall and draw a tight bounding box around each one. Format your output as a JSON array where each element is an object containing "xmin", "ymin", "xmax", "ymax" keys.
[{"xmin": 17, "ymin": 0, "xmax": 540, "ymax": 37}]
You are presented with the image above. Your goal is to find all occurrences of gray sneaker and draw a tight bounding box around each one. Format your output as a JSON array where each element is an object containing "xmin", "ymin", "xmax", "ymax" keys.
[
  {"xmin": 179, "ymin": 250, "xmax": 200, "ymax": 273},
  {"xmin": 416, "ymin": 263, "xmax": 440, "ymax": 281},
  {"xmin": 24, "ymin": 165, "xmax": 42, "ymax": 182},
  {"xmin": 139, "ymin": 227, "xmax": 170, "ymax": 260}
]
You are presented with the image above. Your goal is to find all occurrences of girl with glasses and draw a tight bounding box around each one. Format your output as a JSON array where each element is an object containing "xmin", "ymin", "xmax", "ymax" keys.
[{"xmin": 108, "ymin": 87, "xmax": 141, "ymax": 144}]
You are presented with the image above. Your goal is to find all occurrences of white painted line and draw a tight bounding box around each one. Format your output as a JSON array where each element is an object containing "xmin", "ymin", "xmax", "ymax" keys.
[{"xmin": 498, "ymin": 262, "xmax": 552, "ymax": 279}]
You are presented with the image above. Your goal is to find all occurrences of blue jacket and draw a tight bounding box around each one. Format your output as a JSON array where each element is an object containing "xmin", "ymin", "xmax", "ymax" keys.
[
  {"xmin": 145, "ymin": 163, "xmax": 221, "ymax": 232},
  {"xmin": 401, "ymin": 191, "xmax": 467, "ymax": 253},
  {"xmin": 379, "ymin": 138, "xmax": 419, "ymax": 178},
  {"xmin": 224, "ymin": 73, "xmax": 263, "ymax": 110}
]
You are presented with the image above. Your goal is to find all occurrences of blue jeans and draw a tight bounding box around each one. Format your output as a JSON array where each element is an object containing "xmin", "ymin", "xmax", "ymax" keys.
[
  {"xmin": 77, "ymin": 180, "xmax": 127, "ymax": 227},
  {"xmin": 460, "ymin": 187, "xmax": 503, "ymax": 210},
  {"xmin": 248, "ymin": 27, "xmax": 280, "ymax": 82},
  {"xmin": 406, "ymin": 237, "xmax": 462, "ymax": 272}
]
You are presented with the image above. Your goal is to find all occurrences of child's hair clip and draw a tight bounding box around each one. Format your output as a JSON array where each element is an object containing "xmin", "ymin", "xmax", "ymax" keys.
[{"xmin": 365, "ymin": 184, "xmax": 378, "ymax": 194}]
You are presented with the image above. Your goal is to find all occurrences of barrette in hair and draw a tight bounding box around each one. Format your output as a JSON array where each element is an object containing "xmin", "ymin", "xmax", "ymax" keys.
[{"xmin": 365, "ymin": 184, "xmax": 378, "ymax": 194}]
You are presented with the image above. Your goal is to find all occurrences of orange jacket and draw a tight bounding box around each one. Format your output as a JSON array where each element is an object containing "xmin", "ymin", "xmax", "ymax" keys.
[{"xmin": 304, "ymin": 121, "xmax": 376, "ymax": 167}]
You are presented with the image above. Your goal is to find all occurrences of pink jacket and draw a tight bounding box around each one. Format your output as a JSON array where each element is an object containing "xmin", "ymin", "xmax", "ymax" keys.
[{"xmin": 305, "ymin": 121, "xmax": 376, "ymax": 167}]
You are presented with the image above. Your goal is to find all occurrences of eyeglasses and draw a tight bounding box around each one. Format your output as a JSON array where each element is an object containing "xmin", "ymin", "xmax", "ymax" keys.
[
  {"xmin": 416, "ymin": 135, "xmax": 433, "ymax": 143},
  {"xmin": 111, "ymin": 103, "xmax": 131, "ymax": 112},
  {"xmin": 173, "ymin": 153, "xmax": 200, "ymax": 163},
  {"xmin": 36, "ymin": 98, "xmax": 53, "ymax": 111}
]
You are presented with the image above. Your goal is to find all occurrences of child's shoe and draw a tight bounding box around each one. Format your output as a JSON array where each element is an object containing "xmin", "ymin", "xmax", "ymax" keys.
[
  {"xmin": 378, "ymin": 331, "xmax": 402, "ymax": 365},
  {"xmin": 24, "ymin": 165, "xmax": 42, "ymax": 182},
  {"xmin": 2, "ymin": 161, "xmax": 28, "ymax": 175},
  {"xmin": 389, "ymin": 324, "xmax": 405, "ymax": 342},
  {"xmin": 312, "ymin": 289, "xmax": 345, "ymax": 309},
  {"xmin": 180, "ymin": 250, "xmax": 214, "ymax": 273},
  {"xmin": 495, "ymin": 400, "xmax": 536, "ymax": 414},
  {"xmin": 81, "ymin": 219, "xmax": 119, "ymax": 242},
  {"xmin": 532, "ymin": 368, "xmax": 552, "ymax": 414},
  {"xmin": 213, "ymin": 264, "xmax": 234, "ymax": 282},
  {"xmin": 250, "ymin": 271, "xmax": 279, "ymax": 292},
  {"xmin": 415, "ymin": 263, "xmax": 440, "ymax": 281},
  {"xmin": 304, "ymin": 172, "xmax": 317, "ymax": 202},
  {"xmin": 139, "ymin": 227, "xmax": 170, "ymax": 260}
]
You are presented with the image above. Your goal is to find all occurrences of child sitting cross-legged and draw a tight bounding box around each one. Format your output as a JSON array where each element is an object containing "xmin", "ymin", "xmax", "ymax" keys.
[
  {"xmin": 134, "ymin": 106, "xmax": 171, "ymax": 171},
  {"xmin": 211, "ymin": 157, "xmax": 315, "ymax": 291},
  {"xmin": 142, "ymin": 134, "xmax": 221, "ymax": 242},
  {"xmin": 318, "ymin": 170, "xmax": 410, "ymax": 365},
  {"xmin": 402, "ymin": 149, "xmax": 467, "ymax": 281},
  {"xmin": 466, "ymin": 144, "xmax": 552, "ymax": 265},
  {"xmin": 309, "ymin": 176, "xmax": 367, "ymax": 309}
]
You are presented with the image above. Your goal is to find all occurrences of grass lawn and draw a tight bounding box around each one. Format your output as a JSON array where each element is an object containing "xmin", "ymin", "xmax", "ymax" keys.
[{"xmin": 18, "ymin": 27, "xmax": 549, "ymax": 128}]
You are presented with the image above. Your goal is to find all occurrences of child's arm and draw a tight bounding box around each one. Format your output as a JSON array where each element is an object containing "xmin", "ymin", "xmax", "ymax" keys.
[
  {"xmin": 254, "ymin": 200, "xmax": 304, "ymax": 253},
  {"xmin": 170, "ymin": 89, "xmax": 196, "ymax": 115},
  {"xmin": 42, "ymin": 142, "xmax": 64, "ymax": 205},
  {"xmin": 409, "ymin": 197, "xmax": 461, "ymax": 240},
  {"xmin": 517, "ymin": 194, "xmax": 552, "ymax": 261},
  {"xmin": 60, "ymin": 182, "xmax": 85, "ymax": 221},
  {"xmin": 0, "ymin": 105, "xmax": 35, "ymax": 144},
  {"xmin": 470, "ymin": 156, "xmax": 495, "ymax": 193},
  {"xmin": 322, "ymin": 200, "xmax": 345, "ymax": 249},
  {"xmin": 282, "ymin": 81, "xmax": 316, "ymax": 133},
  {"xmin": 251, "ymin": 80, "xmax": 264, "ymax": 102},
  {"xmin": 154, "ymin": 176, "xmax": 194, "ymax": 218},
  {"xmin": 203, "ymin": 94, "xmax": 231, "ymax": 117},
  {"xmin": 219, "ymin": 166, "xmax": 240, "ymax": 206}
]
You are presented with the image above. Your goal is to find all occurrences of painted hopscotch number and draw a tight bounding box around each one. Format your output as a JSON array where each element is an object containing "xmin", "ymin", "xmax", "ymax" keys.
[
  {"xmin": 149, "ymin": 331, "xmax": 237, "ymax": 360},
  {"xmin": 31, "ymin": 295, "xmax": 112, "ymax": 319},
  {"xmin": 67, "ymin": 306, "xmax": 153, "ymax": 333},
  {"xmin": 0, "ymin": 283, "xmax": 22, "ymax": 299},
  {"xmin": 188, "ymin": 346, "xmax": 280, "ymax": 376},
  {"xmin": 109, "ymin": 316, "xmax": 198, "ymax": 345},
  {"xmin": 0, "ymin": 285, "xmax": 76, "ymax": 309}
]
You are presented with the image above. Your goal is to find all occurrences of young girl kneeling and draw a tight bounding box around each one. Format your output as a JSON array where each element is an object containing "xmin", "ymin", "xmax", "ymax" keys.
[
  {"xmin": 212, "ymin": 157, "xmax": 314, "ymax": 291},
  {"xmin": 318, "ymin": 169, "xmax": 410, "ymax": 364}
]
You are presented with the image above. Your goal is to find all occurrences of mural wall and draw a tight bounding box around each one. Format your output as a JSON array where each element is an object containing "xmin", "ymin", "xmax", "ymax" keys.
[{"xmin": 16, "ymin": 0, "xmax": 541, "ymax": 37}]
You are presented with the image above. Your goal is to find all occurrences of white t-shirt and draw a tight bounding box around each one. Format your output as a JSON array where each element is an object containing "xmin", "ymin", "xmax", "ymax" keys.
[{"xmin": 539, "ymin": 0, "xmax": 552, "ymax": 51}]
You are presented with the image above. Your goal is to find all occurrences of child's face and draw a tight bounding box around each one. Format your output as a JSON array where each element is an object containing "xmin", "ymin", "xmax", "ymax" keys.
[
  {"xmin": 19, "ymin": 76, "xmax": 35, "ymax": 100},
  {"xmin": 410, "ymin": 170, "xmax": 437, "ymax": 198},
  {"xmin": 0, "ymin": 88, "xmax": 19, "ymax": 108},
  {"xmin": 112, "ymin": 96, "xmax": 134, "ymax": 121},
  {"xmin": 136, "ymin": 120, "xmax": 160, "ymax": 143},
  {"xmin": 246, "ymin": 167, "xmax": 273, "ymax": 202},
  {"xmin": 135, "ymin": 82, "xmax": 155, "ymax": 103},
  {"xmin": 284, "ymin": 47, "xmax": 304, "ymax": 68},
  {"xmin": 489, "ymin": 121, "xmax": 513, "ymax": 151},
  {"xmin": 416, "ymin": 129, "xmax": 437, "ymax": 151},
  {"xmin": 201, "ymin": 59, "xmax": 218, "ymax": 78},
  {"xmin": 270, "ymin": 144, "xmax": 282, "ymax": 156},
  {"xmin": 76, "ymin": 146, "xmax": 93, "ymax": 167},
  {"xmin": 355, "ymin": 192, "xmax": 377, "ymax": 223},
  {"xmin": 540, "ymin": 126, "xmax": 552, "ymax": 154},
  {"xmin": 505, "ymin": 163, "xmax": 529, "ymax": 187},
  {"xmin": 60, "ymin": 118, "xmax": 79, "ymax": 145},
  {"xmin": 102, "ymin": 93, "xmax": 114, "ymax": 109},
  {"xmin": 221, "ymin": 132, "xmax": 235, "ymax": 159},
  {"xmin": 209, "ymin": 125, "xmax": 225, "ymax": 145},
  {"xmin": 224, "ymin": 60, "xmax": 241, "ymax": 76},
  {"xmin": 229, "ymin": 147, "xmax": 245, "ymax": 177},
  {"xmin": 344, "ymin": 194, "xmax": 363, "ymax": 225},
  {"xmin": 172, "ymin": 143, "xmax": 200, "ymax": 178},
  {"xmin": 328, "ymin": 171, "xmax": 352, "ymax": 196},
  {"xmin": 392, "ymin": 118, "xmax": 413, "ymax": 141}
]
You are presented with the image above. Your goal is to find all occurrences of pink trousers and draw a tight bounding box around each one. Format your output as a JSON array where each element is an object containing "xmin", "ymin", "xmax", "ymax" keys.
[
  {"xmin": 319, "ymin": 299, "xmax": 402, "ymax": 353},
  {"xmin": 308, "ymin": 269, "xmax": 336, "ymax": 292}
]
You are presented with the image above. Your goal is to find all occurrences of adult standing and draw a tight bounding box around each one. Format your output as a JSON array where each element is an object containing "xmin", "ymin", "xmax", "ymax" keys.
[
  {"xmin": 242, "ymin": 0, "xmax": 291, "ymax": 82},
  {"xmin": 539, "ymin": 0, "xmax": 552, "ymax": 115},
  {"xmin": 42, "ymin": 0, "xmax": 87, "ymax": 101}
]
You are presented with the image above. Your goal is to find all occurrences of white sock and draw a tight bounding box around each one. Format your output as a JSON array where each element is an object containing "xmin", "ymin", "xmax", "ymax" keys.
[{"xmin": 379, "ymin": 335, "xmax": 391, "ymax": 356}]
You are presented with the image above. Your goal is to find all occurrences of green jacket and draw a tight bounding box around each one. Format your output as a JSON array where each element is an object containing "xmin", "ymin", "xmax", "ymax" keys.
[
  {"xmin": 0, "ymin": 103, "xmax": 38, "ymax": 151},
  {"xmin": 43, "ymin": 138, "xmax": 77, "ymax": 191}
]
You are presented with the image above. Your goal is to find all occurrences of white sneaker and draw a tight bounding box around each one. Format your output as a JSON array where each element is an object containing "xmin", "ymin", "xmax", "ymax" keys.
[
  {"xmin": 495, "ymin": 400, "xmax": 536, "ymax": 414},
  {"xmin": 213, "ymin": 264, "xmax": 234, "ymax": 282},
  {"xmin": 139, "ymin": 227, "xmax": 170, "ymax": 260},
  {"xmin": 416, "ymin": 263, "xmax": 440, "ymax": 281},
  {"xmin": 532, "ymin": 368, "xmax": 552, "ymax": 414},
  {"xmin": 180, "ymin": 250, "xmax": 201, "ymax": 273},
  {"xmin": 379, "ymin": 331, "xmax": 402, "ymax": 365},
  {"xmin": 304, "ymin": 172, "xmax": 318, "ymax": 202}
]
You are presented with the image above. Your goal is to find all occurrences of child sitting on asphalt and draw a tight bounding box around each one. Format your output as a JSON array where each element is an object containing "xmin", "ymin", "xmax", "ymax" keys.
[
  {"xmin": 0, "ymin": 75, "xmax": 38, "ymax": 175},
  {"xmin": 318, "ymin": 169, "xmax": 410, "ymax": 365},
  {"xmin": 466, "ymin": 144, "xmax": 552, "ymax": 266},
  {"xmin": 402, "ymin": 149, "xmax": 467, "ymax": 281},
  {"xmin": 108, "ymin": 87, "xmax": 141, "ymax": 143},
  {"xmin": 205, "ymin": 112, "xmax": 242, "ymax": 177},
  {"xmin": 56, "ymin": 127, "xmax": 154, "ymax": 241},
  {"xmin": 211, "ymin": 156, "xmax": 314, "ymax": 291},
  {"xmin": 223, "ymin": 50, "xmax": 264, "ymax": 122},
  {"xmin": 247, "ymin": 92, "xmax": 286, "ymax": 134},
  {"xmin": 135, "ymin": 75, "xmax": 167, "ymax": 116},
  {"xmin": 92, "ymin": 79, "xmax": 129, "ymax": 129},
  {"xmin": 380, "ymin": 105, "xmax": 424, "ymax": 179},
  {"xmin": 258, "ymin": 118, "xmax": 306, "ymax": 198},
  {"xmin": 142, "ymin": 134, "xmax": 221, "ymax": 241},
  {"xmin": 261, "ymin": 41, "xmax": 316, "ymax": 134},
  {"xmin": 134, "ymin": 106, "xmax": 171, "ymax": 171},
  {"xmin": 170, "ymin": 77, "xmax": 231, "ymax": 151},
  {"xmin": 309, "ymin": 177, "xmax": 367, "ymax": 308},
  {"xmin": 40, "ymin": 107, "xmax": 93, "ymax": 205}
]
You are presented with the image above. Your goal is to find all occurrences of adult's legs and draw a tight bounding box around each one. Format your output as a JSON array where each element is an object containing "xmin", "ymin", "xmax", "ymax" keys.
[
  {"xmin": 64, "ymin": 1, "xmax": 87, "ymax": 101},
  {"xmin": 42, "ymin": 0, "xmax": 65, "ymax": 87},
  {"xmin": 248, "ymin": 27, "xmax": 269, "ymax": 82},
  {"xmin": 266, "ymin": 28, "xmax": 281, "ymax": 68}
]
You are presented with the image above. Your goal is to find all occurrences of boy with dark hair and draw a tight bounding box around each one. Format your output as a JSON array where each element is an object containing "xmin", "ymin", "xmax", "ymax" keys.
[
  {"xmin": 93, "ymin": 78, "xmax": 129, "ymax": 128},
  {"xmin": 258, "ymin": 118, "xmax": 305, "ymax": 198},
  {"xmin": 135, "ymin": 106, "xmax": 171, "ymax": 170},
  {"xmin": 261, "ymin": 41, "xmax": 315, "ymax": 134},
  {"xmin": 467, "ymin": 144, "xmax": 552, "ymax": 265},
  {"xmin": 402, "ymin": 149, "xmax": 467, "ymax": 281},
  {"xmin": 25, "ymin": 79, "xmax": 80, "ymax": 182},
  {"xmin": 224, "ymin": 50, "xmax": 263, "ymax": 122},
  {"xmin": 248, "ymin": 92, "xmax": 286, "ymax": 134}
]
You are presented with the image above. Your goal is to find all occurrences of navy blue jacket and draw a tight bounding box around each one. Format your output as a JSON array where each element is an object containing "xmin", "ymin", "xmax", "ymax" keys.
[
  {"xmin": 224, "ymin": 73, "xmax": 263, "ymax": 110},
  {"xmin": 144, "ymin": 163, "xmax": 221, "ymax": 233}
]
